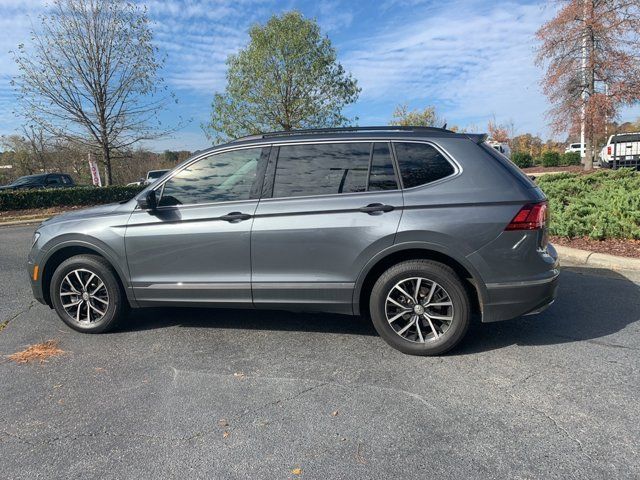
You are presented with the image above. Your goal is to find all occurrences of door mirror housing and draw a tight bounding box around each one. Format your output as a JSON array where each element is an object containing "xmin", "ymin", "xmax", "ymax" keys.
[{"xmin": 137, "ymin": 190, "xmax": 158, "ymax": 211}]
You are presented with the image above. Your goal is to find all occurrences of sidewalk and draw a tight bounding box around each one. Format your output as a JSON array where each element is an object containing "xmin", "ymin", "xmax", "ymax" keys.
[
  {"xmin": 556, "ymin": 245, "xmax": 640, "ymax": 283},
  {"xmin": 0, "ymin": 217, "xmax": 50, "ymax": 227}
]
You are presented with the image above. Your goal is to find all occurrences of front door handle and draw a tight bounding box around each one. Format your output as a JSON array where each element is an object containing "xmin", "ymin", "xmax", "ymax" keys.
[
  {"xmin": 220, "ymin": 211, "xmax": 252, "ymax": 223},
  {"xmin": 359, "ymin": 203, "xmax": 394, "ymax": 215}
]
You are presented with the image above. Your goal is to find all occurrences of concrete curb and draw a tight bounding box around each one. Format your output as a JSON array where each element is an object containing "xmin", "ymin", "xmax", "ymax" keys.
[
  {"xmin": 555, "ymin": 244, "xmax": 640, "ymax": 271},
  {"xmin": 0, "ymin": 217, "xmax": 49, "ymax": 227}
]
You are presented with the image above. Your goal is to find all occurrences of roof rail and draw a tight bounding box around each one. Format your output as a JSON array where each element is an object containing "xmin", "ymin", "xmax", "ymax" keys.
[{"xmin": 231, "ymin": 125, "xmax": 454, "ymax": 143}]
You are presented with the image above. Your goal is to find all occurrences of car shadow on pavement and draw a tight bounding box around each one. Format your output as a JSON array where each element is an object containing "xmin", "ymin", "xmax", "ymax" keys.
[
  {"xmin": 124, "ymin": 306, "xmax": 378, "ymax": 336},
  {"xmin": 456, "ymin": 266, "xmax": 640, "ymax": 355},
  {"xmin": 120, "ymin": 266, "xmax": 639, "ymax": 354}
]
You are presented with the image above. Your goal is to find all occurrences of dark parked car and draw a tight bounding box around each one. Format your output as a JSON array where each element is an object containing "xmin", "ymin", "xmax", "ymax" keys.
[
  {"xmin": 0, "ymin": 173, "xmax": 75, "ymax": 191},
  {"xmin": 27, "ymin": 127, "xmax": 559, "ymax": 355}
]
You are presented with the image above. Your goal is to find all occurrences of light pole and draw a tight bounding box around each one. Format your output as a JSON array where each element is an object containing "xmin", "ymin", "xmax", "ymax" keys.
[{"xmin": 580, "ymin": 0, "xmax": 587, "ymax": 163}]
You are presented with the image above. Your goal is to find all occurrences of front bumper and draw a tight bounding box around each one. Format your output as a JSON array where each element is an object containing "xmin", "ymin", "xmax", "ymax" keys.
[{"xmin": 27, "ymin": 258, "xmax": 47, "ymax": 305}]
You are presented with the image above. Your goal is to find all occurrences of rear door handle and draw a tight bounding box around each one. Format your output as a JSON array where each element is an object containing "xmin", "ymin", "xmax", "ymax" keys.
[
  {"xmin": 359, "ymin": 203, "xmax": 394, "ymax": 215},
  {"xmin": 220, "ymin": 211, "xmax": 252, "ymax": 222}
]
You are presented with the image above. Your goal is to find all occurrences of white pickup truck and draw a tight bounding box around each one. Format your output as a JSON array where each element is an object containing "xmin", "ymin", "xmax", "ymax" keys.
[{"xmin": 599, "ymin": 133, "xmax": 640, "ymax": 169}]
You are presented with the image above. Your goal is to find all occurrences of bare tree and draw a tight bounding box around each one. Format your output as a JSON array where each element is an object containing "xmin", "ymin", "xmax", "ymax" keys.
[
  {"xmin": 536, "ymin": 0, "xmax": 640, "ymax": 170},
  {"xmin": 11, "ymin": 0, "xmax": 177, "ymax": 184},
  {"xmin": 22, "ymin": 126, "xmax": 51, "ymax": 172}
]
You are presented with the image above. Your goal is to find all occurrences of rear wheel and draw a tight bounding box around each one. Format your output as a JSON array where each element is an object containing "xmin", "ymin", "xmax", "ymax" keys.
[
  {"xmin": 369, "ymin": 260, "xmax": 470, "ymax": 356},
  {"xmin": 50, "ymin": 254, "xmax": 126, "ymax": 333}
]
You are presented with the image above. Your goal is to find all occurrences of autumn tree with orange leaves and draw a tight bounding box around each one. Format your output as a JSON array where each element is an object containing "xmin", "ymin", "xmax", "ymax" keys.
[{"xmin": 536, "ymin": 0, "xmax": 640, "ymax": 170}]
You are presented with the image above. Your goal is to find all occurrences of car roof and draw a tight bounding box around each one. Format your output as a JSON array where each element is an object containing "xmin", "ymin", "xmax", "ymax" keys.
[
  {"xmin": 15, "ymin": 173, "xmax": 47, "ymax": 180},
  {"xmin": 196, "ymin": 126, "xmax": 486, "ymax": 156}
]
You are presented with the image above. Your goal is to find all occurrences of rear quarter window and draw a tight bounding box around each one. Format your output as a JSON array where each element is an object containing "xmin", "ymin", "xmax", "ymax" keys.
[
  {"xmin": 480, "ymin": 142, "xmax": 536, "ymax": 188},
  {"xmin": 393, "ymin": 142, "xmax": 455, "ymax": 188}
]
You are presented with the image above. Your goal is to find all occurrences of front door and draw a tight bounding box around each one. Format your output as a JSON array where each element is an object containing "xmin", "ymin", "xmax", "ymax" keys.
[
  {"xmin": 125, "ymin": 146, "xmax": 270, "ymax": 306},
  {"xmin": 251, "ymin": 141, "xmax": 403, "ymax": 314}
]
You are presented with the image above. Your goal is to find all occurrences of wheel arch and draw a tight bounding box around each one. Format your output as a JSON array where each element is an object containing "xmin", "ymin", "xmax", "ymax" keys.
[
  {"xmin": 353, "ymin": 243, "xmax": 486, "ymax": 318},
  {"xmin": 41, "ymin": 240, "xmax": 135, "ymax": 308}
]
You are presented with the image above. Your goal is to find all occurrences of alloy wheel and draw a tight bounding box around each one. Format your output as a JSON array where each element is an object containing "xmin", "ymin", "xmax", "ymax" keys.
[
  {"xmin": 385, "ymin": 277, "xmax": 454, "ymax": 343},
  {"xmin": 59, "ymin": 268, "xmax": 110, "ymax": 324}
]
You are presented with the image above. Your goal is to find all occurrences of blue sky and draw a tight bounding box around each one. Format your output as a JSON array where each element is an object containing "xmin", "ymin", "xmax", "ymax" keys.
[{"xmin": 1, "ymin": 0, "xmax": 639, "ymax": 152}]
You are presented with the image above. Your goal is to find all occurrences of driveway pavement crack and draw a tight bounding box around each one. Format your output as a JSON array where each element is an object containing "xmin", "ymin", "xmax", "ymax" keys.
[
  {"xmin": 241, "ymin": 381, "xmax": 330, "ymax": 417},
  {"xmin": 510, "ymin": 394, "xmax": 595, "ymax": 463},
  {"xmin": 0, "ymin": 300, "xmax": 37, "ymax": 332}
]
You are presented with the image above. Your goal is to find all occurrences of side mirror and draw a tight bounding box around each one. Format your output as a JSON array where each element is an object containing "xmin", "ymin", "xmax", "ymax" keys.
[{"xmin": 137, "ymin": 190, "xmax": 158, "ymax": 211}]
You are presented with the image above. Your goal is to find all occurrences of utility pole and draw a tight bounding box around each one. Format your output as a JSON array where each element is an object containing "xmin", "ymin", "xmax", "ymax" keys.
[{"xmin": 580, "ymin": 0, "xmax": 587, "ymax": 164}]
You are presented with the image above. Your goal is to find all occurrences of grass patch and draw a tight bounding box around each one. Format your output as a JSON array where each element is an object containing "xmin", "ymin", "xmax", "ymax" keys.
[{"xmin": 537, "ymin": 169, "xmax": 640, "ymax": 240}]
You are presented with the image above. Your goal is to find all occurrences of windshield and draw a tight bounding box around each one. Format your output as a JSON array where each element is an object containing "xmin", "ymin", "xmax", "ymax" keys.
[
  {"xmin": 10, "ymin": 174, "xmax": 46, "ymax": 186},
  {"xmin": 612, "ymin": 134, "xmax": 640, "ymax": 143},
  {"xmin": 147, "ymin": 170, "xmax": 168, "ymax": 180}
]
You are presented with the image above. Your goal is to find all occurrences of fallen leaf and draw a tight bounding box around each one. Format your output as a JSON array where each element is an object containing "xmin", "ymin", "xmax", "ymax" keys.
[
  {"xmin": 223, "ymin": 431, "xmax": 230, "ymax": 439},
  {"xmin": 94, "ymin": 367, "xmax": 105, "ymax": 373},
  {"xmin": 291, "ymin": 468, "xmax": 302, "ymax": 475},
  {"xmin": 330, "ymin": 410, "xmax": 339, "ymax": 417},
  {"xmin": 8, "ymin": 340, "xmax": 65, "ymax": 364},
  {"xmin": 233, "ymin": 372, "xmax": 246, "ymax": 379},
  {"xmin": 218, "ymin": 419, "xmax": 229, "ymax": 428}
]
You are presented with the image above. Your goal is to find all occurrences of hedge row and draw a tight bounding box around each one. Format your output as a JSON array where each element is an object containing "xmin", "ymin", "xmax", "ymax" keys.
[
  {"xmin": 537, "ymin": 169, "xmax": 640, "ymax": 240},
  {"xmin": 511, "ymin": 151, "xmax": 582, "ymax": 169},
  {"xmin": 0, "ymin": 185, "xmax": 145, "ymax": 211}
]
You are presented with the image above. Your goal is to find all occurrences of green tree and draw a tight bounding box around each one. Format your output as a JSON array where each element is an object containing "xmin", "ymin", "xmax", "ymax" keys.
[
  {"xmin": 205, "ymin": 11, "xmax": 360, "ymax": 143},
  {"xmin": 390, "ymin": 104, "xmax": 443, "ymax": 127}
]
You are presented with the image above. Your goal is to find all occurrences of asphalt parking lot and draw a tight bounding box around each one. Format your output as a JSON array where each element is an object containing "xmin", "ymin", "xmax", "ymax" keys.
[{"xmin": 1, "ymin": 225, "xmax": 639, "ymax": 479}]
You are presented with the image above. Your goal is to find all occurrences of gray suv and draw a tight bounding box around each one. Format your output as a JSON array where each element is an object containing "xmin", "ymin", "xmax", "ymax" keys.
[{"xmin": 27, "ymin": 127, "xmax": 559, "ymax": 355}]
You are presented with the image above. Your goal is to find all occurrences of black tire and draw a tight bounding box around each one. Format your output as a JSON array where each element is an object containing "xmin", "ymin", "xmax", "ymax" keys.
[
  {"xmin": 369, "ymin": 260, "xmax": 470, "ymax": 356},
  {"xmin": 50, "ymin": 254, "xmax": 127, "ymax": 333}
]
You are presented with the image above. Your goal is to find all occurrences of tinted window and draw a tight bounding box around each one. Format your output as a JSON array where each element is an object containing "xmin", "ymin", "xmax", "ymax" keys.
[
  {"xmin": 273, "ymin": 143, "xmax": 370, "ymax": 198},
  {"xmin": 159, "ymin": 148, "xmax": 265, "ymax": 206},
  {"xmin": 61, "ymin": 175, "xmax": 73, "ymax": 185},
  {"xmin": 394, "ymin": 142, "xmax": 455, "ymax": 188},
  {"xmin": 368, "ymin": 142, "xmax": 397, "ymax": 191},
  {"xmin": 613, "ymin": 134, "xmax": 640, "ymax": 143},
  {"xmin": 46, "ymin": 175, "xmax": 61, "ymax": 185}
]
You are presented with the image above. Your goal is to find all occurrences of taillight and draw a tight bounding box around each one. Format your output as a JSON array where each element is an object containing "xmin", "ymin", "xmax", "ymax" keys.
[
  {"xmin": 607, "ymin": 146, "xmax": 612, "ymax": 155},
  {"xmin": 505, "ymin": 202, "xmax": 548, "ymax": 231}
]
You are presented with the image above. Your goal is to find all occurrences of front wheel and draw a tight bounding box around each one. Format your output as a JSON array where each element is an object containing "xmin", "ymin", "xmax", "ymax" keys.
[
  {"xmin": 50, "ymin": 254, "xmax": 127, "ymax": 333},
  {"xmin": 369, "ymin": 260, "xmax": 471, "ymax": 356}
]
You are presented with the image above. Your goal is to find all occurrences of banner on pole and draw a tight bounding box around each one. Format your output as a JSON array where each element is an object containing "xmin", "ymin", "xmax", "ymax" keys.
[{"xmin": 88, "ymin": 154, "xmax": 102, "ymax": 187}]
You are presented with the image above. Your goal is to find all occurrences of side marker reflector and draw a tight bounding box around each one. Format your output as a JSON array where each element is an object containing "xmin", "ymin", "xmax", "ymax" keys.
[{"xmin": 33, "ymin": 265, "xmax": 39, "ymax": 281}]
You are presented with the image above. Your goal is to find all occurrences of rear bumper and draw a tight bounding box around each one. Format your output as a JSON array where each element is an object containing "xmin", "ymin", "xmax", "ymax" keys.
[{"xmin": 481, "ymin": 269, "xmax": 559, "ymax": 323}]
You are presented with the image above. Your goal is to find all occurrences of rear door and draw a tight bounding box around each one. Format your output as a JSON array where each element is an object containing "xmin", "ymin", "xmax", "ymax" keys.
[
  {"xmin": 251, "ymin": 141, "xmax": 403, "ymax": 314},
  {"xmin": 125, "ymin": 146, "xmax": 269, "ymax": 305}
]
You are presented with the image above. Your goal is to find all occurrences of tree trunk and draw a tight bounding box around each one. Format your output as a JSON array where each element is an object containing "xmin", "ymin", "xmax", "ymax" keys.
[{"xmin": 102, "ymin": 144, "xmax": 112, "ymax": 186}]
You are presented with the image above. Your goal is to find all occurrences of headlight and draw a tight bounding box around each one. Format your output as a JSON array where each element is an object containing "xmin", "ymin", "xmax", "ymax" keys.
[{"xmin": 31, "ymin": 232, "xmax": 40, "ymax": 248}]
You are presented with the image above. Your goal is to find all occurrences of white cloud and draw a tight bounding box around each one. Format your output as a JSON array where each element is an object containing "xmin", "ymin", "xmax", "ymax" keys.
[
  {"xmin": 315, "ymin": 0, "xmax": 353, "ymax": 32},
  {"xmin": 342, "ymin": 0, "xmax": 557, "ymax": 135}
]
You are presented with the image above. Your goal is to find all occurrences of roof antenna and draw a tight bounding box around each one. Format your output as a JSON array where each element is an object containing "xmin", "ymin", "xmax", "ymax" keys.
[{"xmin": 442, "ymin": 122, "xmax": 447, "ymax": 129}]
